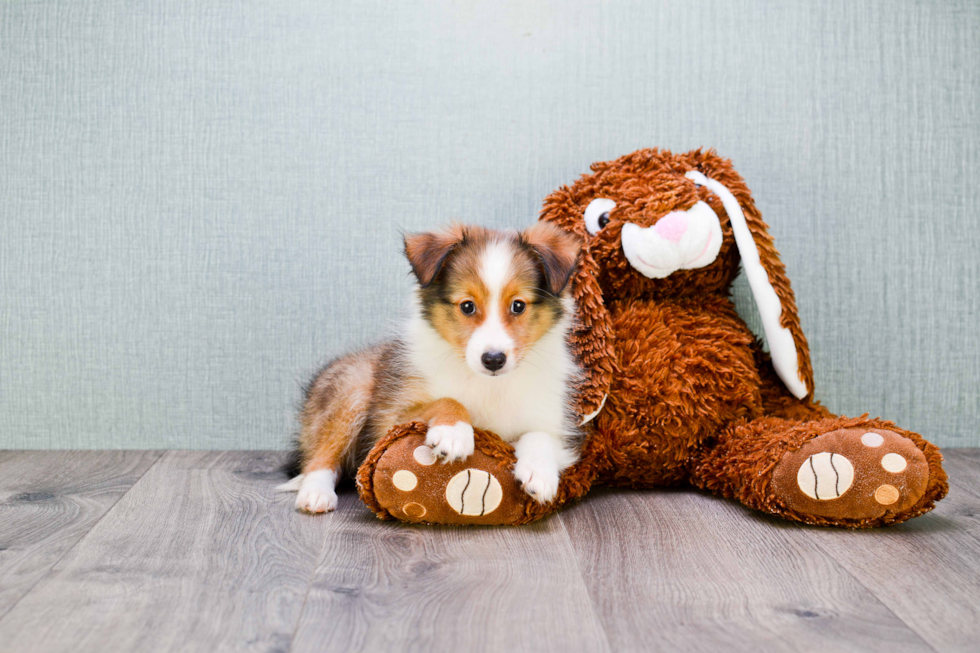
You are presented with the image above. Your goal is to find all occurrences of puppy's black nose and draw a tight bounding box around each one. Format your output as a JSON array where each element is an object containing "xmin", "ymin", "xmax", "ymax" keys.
[{"xmin": 481, "ymin": 351, "xmax": 507, "ymax": 372}]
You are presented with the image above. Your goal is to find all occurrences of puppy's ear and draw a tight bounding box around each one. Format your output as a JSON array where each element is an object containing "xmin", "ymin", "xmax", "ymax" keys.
[
  {"xmin": 403, "ymin": 225, "xmax": 464, "ymax": 288},
  {"xmin": 681, "ymin": 149, "xmax": 813, "ymax": 400},
  {"xmin": 521, "ymin": 222, "xmax": 581, "ymax": 296}
]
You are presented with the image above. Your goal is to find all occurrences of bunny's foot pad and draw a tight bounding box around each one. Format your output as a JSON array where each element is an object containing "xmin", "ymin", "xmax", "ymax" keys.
[
  {"xmin": 772, "ymin": 427, "xmax": 932, "ymax": 522},
  {"xmin": 356, "ymin": 422, "xmax": 535, "ymax": 525}
]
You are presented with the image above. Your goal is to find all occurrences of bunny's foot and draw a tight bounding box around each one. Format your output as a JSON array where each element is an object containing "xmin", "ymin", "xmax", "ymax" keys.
[
  {"xmin": 356, "ymin": 422, "xmax": 531, "ymax": 525},
  {"xmin": 771, "ymin": 427, "xmax": 932, "ymax": 521},
  {"xmin": 691, "ymin": 415, "xmax": 947, "ymax": 527}
]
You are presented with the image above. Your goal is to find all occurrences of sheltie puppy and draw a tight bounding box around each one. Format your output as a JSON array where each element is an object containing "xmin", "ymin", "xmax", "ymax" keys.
[{"xmin": 279, "ymin": 222, "xmax": 583, "ymax": 513}]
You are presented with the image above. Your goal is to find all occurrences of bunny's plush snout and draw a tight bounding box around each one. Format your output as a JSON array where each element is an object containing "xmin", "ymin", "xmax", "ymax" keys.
[{"xmin": 620, "ymin": 201, "xmax": 723, "ymax": 279}]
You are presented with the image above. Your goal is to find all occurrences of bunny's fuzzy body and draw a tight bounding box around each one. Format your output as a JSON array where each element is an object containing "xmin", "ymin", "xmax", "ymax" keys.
[{"xmin": 357, "ymin": 148, "xmax": 948, "ymax": 528}]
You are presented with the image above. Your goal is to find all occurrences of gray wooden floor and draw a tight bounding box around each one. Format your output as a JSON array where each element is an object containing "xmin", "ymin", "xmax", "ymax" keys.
[{"xmin": 0, "ymin": 451, "xmax": 978, "ymax": 653}]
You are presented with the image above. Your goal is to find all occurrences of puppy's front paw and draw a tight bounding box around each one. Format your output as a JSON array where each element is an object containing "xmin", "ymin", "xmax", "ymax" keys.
[
  {"xmin": 295, "ymin": 470, "xmax": 338, "ymax": 514},
  {"xmin": 513, "ymin": 456, "xmax": 560, "ymax": 504},
  {"xmin": 425, "ymin": 421, "xmax": 475, "ymax": 462}
]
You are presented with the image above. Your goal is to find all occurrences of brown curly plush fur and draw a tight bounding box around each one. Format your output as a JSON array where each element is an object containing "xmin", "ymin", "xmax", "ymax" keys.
[
  {"xmin": 356, "ymin": 147, "xmax": 948, "ymax": 528},
  {"xmin": 690, "ymin": 415, "xmax": 947, "ymax": 527},
  {"xmin": 356, "ymin": 422, "xmax": 599, "ymax": 525}
]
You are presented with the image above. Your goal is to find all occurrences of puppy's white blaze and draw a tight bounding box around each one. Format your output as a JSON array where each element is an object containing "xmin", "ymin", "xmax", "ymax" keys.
[
  {"xmin": 466, "ymin": 239, "xmax": 516, "ymax": 375},
  {"xmin": 480, "ymin": 238, "xmax": 513, "ymax": 299}
]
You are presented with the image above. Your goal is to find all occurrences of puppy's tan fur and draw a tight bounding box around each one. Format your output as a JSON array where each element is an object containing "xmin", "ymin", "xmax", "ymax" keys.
[{"xmin": 289, "ymin": 223, "xmax": 581, "ymax": 513}]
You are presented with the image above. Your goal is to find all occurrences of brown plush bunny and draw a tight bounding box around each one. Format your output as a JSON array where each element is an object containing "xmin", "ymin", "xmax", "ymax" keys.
[{"xmin": 357, "ymin": 148, "xmax": 948, "ymax": 527}]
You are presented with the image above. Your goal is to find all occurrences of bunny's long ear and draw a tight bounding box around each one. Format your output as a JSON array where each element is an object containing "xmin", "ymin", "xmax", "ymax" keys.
[
  {"xmin": 682, "ymin": 151, "xmax": 813, "ymax": 399},
  {"xmin": 540, "ymin": 187, "xmax": 617, "ymax": 423}
]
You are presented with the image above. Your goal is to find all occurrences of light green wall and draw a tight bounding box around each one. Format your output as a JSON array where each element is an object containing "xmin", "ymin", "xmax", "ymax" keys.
[{"xmin": 1, "ymin": 1, "xmax": 977, "ymax": 449}]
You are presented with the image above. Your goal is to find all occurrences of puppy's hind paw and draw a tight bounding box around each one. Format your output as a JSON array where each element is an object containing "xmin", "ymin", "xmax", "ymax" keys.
[
  {"xmin": 294, "ymin": 470, "xmax": 338, "ymax": 514},
  {"xmin": 296, "ymin": 487, "xmax": 338, "ymax": 513},
  {"xmin": 513, "ymin": 458, "xmax": 559, "ymax": 504},
  {"xmin": 425, "ymin": 422, "xmax": 475, "ymax": 463}
]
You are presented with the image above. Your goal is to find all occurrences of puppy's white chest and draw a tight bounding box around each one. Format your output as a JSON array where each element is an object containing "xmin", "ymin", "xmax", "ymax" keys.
[
  {"xmin": 428, "ymin": 370, "xmax": 567, "ymax": 441},
  {"xmin": 407, "ymin": 311, "xmax": 576, "ymax": 441}
]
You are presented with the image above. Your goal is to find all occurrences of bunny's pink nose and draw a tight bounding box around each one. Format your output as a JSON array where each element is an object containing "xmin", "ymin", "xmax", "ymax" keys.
[{"xmin": 654, "ymin": 212, "xmax": 688, "ymax": 244}]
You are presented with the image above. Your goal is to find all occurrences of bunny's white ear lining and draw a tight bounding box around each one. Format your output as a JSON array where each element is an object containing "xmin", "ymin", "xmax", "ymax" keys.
[
  {"xmin": 580, "ymin": 393, "xmax": 608, "ymax": 425},
  {"xmin": 685, "ymin": 170, "xmax": 808, "ymax": 400}
]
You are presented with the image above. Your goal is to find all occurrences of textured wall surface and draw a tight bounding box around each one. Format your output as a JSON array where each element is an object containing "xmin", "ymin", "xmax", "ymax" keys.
[{"xmin": 1, "ymin": 1, "xmax": 977, "ymax": 449}]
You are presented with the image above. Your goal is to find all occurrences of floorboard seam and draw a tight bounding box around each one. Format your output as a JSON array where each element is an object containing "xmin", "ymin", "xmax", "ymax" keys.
[
  {"xmin": 285, "ymin": 561, "xmax": 317, "ymax": 653},
  {"xmin": 556, "ymin": 511, "xmax": 617, "ymax": 653},
  {"xmin": 943, "ymin": 474, "xmax": 980, "ymax": 550},
  {"xmin": 700, "ymin": 494, "xmax": 940, "ymax": 652},
  {"xmin": 284, "ymin": 499, "xmax": 337, "ymax": 653},
  {"xmin": 709, "ymin": 490, "xmax": 945, "ymax": 653},
  {"xmin": 806, "ymin": 530, "xmax": 941, "ymax": 653},
  {"xmin": 0, "ymin": 449, "xmax": 168, "ymax": 626},
  {"xmin": 812, "ymin": 449, "xmax": 980, "ymax": 652}
]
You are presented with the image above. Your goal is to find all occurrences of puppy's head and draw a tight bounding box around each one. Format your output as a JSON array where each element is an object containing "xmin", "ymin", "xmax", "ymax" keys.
[{"xmin": 404, "ymin": 223, "xmax": 580, "ymax": 377}]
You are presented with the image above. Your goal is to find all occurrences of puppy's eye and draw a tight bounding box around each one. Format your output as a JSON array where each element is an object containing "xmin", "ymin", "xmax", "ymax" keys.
[
  {"xmin": 584, "ymin": 198, "xmax": 616, "ymax": 235},
  {"xmin": 459, "ymin": 300, "xmax": 476, "ymax": 315},
  {"xmin": 511, "ymin": 300, "xmax": 526, "ymax": 315}
]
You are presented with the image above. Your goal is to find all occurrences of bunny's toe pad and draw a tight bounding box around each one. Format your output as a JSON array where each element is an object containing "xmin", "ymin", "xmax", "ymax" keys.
[{"xmin": 772, "ymin": 428, "xmax": 929, "ymax": 521}]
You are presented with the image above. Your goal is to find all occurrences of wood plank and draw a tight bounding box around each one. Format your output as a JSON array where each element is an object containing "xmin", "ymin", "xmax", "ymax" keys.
[
  {"xmin": 0, "ymin": 451, "xmax": 333, "ymax": 653},
  {"xmin": 0, "ymin": 450, "xmax": 162, "ymax": 619},
  {"xmin": 291, "ymin": 499, "xmax": 611, "ymax": 653},
  {"xmin": 561, "ymin": 487, "xmax": 934, "ymax": 653},
  {"xmin": 3, "ymin": 450, "xmax": 975, "ymax": 652},
  {"xmin": 939, "ymin": 448, "xmax": 980, "ymax": 503},
  {"xmin": 807, "ymin": 449, "xmax": 980, "ymax": 652}
]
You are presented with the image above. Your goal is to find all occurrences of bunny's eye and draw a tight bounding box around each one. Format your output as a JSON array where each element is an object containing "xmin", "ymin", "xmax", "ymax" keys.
[{"xmin": 584, "ymin": 198, "xmax": 616, "ymax": 235}]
